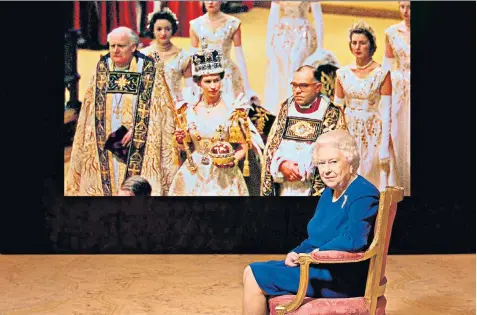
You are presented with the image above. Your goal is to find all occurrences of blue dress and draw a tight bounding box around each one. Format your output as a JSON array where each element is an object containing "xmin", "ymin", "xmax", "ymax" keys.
[{"xmin": 250, "ymin": 175, "xmax": 379, "ymax": 298}]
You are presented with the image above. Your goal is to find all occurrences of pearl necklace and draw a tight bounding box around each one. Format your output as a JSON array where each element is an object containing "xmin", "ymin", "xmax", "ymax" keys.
[
  {"xmin": 154, "ymin": 42, "xmax": 173, "ymax": 52},
  {"xmin": 355, "ymin": 59, "xmax": 374, "ymax": 70},
  {"xmin": 203, "ymin": 96, "xmax": 222, "ymax": 114}
]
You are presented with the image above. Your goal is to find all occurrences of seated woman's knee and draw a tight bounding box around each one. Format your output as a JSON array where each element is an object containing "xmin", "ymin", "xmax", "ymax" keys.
[{"xmin": 243, "ymin": 265, "xmax": 252, "ymax": 283}]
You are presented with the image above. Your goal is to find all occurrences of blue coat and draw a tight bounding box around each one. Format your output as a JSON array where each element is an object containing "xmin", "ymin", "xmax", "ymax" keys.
[{"xmin": 250, "ymin": 175, "xmax": 379, "ymax": 298}]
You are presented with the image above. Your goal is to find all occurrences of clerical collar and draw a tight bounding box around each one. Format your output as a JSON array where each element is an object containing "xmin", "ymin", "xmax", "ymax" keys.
[
  {"xmin": 295, "ymin": 96, "xmax": 321, "ymax": 114},
  {"xmin": 114, "ymin": 63, "xmax": 130, "ymax": 71}
]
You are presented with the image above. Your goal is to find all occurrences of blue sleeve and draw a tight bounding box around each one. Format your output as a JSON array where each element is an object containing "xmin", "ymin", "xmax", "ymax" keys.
[
  {"xmin": 291, "ymin": 239, "xmax": 315, "ymax": 254},
  {"xmin": 290, "ymin": 197, "xmax": 324, "ymax": 254},
  {"xmin": 318, "ymin": 196, "xmax": 379, "ymax": 252}
]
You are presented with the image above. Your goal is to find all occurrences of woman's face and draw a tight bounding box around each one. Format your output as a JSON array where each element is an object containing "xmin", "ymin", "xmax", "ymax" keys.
[
  {"xmin": 350, "ymin": 33, "xmax": 371, "ymax": 59},
  {"xmin": 204, "ymin": 1, "xmax": 222, "ymax": 14},
  {"xmin": 316, "ymin": 146, "xmax": 353, "ymax": 191},
  {"xmin": 153, "ymin": 19, "xmax": 173, "ymax": 44},
  {"xmin": 199, "ymin": 74, "xmax": 222, "ymax": 98},
  {"xmin": 399, "ymin": 1, "xmax": 411, "ymax": 24}
]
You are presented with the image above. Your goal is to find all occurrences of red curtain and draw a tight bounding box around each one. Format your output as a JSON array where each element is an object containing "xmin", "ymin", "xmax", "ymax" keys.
[
  {"xmin": 243, "ymin": 1, "xmax": 254, "ymax": 10},
  {"xmin": 144, "ymin": 1, "xmax": 155, "ymax": 29},
  {"xmin": 73, "ymin": 1, "xmax": 81, "ymax": 30},
  {"xmin": 167, "ymin": 1, "xmax": 203, "ymax": 37}
]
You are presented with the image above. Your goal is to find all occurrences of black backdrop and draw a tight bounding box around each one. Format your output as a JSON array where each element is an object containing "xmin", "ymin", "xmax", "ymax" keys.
[{"xmin": 0, "ymin": 1, "xmax": 475, "ymax": 255}]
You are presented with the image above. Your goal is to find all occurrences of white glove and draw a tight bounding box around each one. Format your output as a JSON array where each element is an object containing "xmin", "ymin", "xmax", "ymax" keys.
[
  {"xmin": 334, "ymin": 96, "xmax": 345, "ymax": 109},
  {"xmin": 382, "ymin": 56, "xmax": 395, "ymax": 73},
  {"xmin": 379, "ymin": 95, "xmax": 392, "ymax": 161},
  {"xmin": 234, "ymin": 46, "xmax": 259, "ymax": 103},
  {"xmin": 233, "ymin": 93, "xmax": 253, "ymax": 111},
  {"xmin": 181, "ymin": 77, "xmax": 199, "ymax": 104}
]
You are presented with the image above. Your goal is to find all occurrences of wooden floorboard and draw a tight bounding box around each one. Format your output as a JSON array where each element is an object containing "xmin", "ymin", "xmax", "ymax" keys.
[{"xmin": 0, "ymin": 255, "xmax": 474, "ymax": 314}]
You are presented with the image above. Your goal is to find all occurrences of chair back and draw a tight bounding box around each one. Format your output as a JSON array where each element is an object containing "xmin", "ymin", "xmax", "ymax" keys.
[{"xmin": 365, "ymin": 186, "xmax": 404, "ymax": 314}]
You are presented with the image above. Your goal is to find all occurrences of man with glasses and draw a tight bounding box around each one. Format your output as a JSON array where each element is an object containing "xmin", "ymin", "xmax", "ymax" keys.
[
  {"xmin": 260, "ymin": 65, "xmax": 346, "ymax": 196},
  {"xmin": 65, "ymin": 27, "xmax": 178, "ymax": 196}
]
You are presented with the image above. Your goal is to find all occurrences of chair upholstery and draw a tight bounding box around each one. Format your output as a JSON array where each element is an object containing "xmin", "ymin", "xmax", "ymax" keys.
[
  {"xmin": 269, "ymin": 296, "xmax": 387, "ymax": 315},
  {"xmin": 269, "ymin": 186, "xmax": 403, "ymax": 315}
]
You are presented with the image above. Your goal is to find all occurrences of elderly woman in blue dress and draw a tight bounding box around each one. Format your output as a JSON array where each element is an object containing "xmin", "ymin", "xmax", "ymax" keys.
[{"xmin": 242, "ymin": 129, "xmax": 380, "ymax": 314}]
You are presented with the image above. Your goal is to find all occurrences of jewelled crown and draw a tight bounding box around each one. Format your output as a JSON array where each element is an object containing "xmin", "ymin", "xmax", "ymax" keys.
[
  {"xmin": 348, "ymin": 20, "xmax": 376, "ymax": 43},
  {"xmin": 191, "ymin": 40, "xmax": 224, "ymax": 77}
]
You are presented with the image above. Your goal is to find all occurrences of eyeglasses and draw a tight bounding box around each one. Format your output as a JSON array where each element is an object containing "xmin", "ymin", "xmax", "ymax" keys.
[{"xmin": 290, "ymin": 82, "xmax": 318, "ymax": 91}]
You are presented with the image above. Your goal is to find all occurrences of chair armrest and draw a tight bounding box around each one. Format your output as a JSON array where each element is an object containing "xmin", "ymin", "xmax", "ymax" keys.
[
  {"xmin": 310, "ymin": 250, "xmax": 370, "ymax": 263},
  {"xmin": 274, "ymin": 250, "xmax": 377, "ymax": 315}
]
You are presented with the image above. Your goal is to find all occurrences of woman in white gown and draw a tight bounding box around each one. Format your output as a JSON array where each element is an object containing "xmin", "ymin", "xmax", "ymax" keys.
[
  {"xmin": 263, "ymin": 1, "xmax": 324, "ymax": 115},
  {"xmin": 189, "ymin": 1, "xmax": 258, "ymax": 103},
  {"xmin": 168, "ymin": 46, "xmax": 264, "ymax": 196},
  {"xmin": 141, "ymin": 8, "xmax": 193, "ymax": 105},
  {"xmin": 334, "ymin": 21, "xmax": 397, "ymax": 192},
  {"xmin": 382, "ymin": 1, "xmax": 411, "ymax": 196}
]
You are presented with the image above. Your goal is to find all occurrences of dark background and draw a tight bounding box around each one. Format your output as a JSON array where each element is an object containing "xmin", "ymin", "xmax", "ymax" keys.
[{"xmin": 0, "ymin": 1, "xmax": 475, "ymax": 255}]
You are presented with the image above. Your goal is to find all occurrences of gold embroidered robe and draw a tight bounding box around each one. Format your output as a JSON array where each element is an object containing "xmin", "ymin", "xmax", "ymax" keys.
[
  {"xmin": 65, "ymin": 51, "xmax": 178, "ymax": 196},
  {"xmin": 260, "ymin": 95, "xmax": 346, "ymax": 196}
]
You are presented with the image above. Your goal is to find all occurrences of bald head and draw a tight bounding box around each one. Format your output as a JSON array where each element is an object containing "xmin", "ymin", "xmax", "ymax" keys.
[
  {"xmin": 107, "ymin": 27, "xmax": 140, "ymax": 46},
  {"xmin": 107, "ymin": 27, "xmax": 139, "ymax": 68},
  {"xmin": 295, "ymin": 65, "xmax": 316, "ymax": 78}
]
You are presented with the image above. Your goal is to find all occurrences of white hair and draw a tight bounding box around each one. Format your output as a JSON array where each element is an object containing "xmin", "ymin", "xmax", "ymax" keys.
[
  {"xmin": 312, "ymin": 130, "xmax": 360, "ymax": 173},
  {"xmin": 107, "ymin": 27, "xmax": 140, "ymax": 46}
]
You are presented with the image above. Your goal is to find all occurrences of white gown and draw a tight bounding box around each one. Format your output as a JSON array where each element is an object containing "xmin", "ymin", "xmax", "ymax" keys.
[
  {"xmin": 141, "ymin": 46, "xmax": 191, "ymax": 104},
  {"xmin": 263, "ymin": 1, "xmax": 324, "ymax": 116},
  {"xmin": 168, "ymin": 94, "xmax": 264, "ymax": 196},
  {"xmin": 190, "ymin": 14, "xmax": 245, "ymax": 99},
  {"xmin": 385, "ymin": 22, "xmax": 411, "ymax": 196},
  {"xmin": 337, "ymin": 65, "xmax": 397, "ymax": 192}
]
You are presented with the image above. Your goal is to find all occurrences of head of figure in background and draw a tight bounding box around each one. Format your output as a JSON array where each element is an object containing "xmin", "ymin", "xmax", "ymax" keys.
[
  {"xmin": 291, "ymin": 65, "xmax": 322, "ymax": 106},
  {"xmin": 191, "ymin": 47, "xmax": 225, "ymax": 99},
  {"xmin": 107, "ymin": 27, "xmax": 139, "ymax": 68},
  {"xmin": 348, "ymin": 21, "xmax": 377, "ymax": 59},
  {"xmin": 148, "ymin": 8, "xmax": 179, "ymax": 44},
  {"xmin": 399, "ymin": 1, "xmax": 411, "ymax": 25},
  {"xmin": 203, "ymin": 1, "xmax": 224, "ymax": 14},
  {"xmin": 315, "ymin": 64, "xmax": 339, "ymax": 100},
  {"xmin": 313, "ymin": 130, "xmax": 360, "ymax": 191},
  {"xmin": 118, "ymin": 175, "xmax": 152, "ymax": 196}
]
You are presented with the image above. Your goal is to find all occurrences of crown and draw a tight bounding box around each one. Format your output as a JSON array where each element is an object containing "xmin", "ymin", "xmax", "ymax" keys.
[
  {"xmin": 348, "ymin": 20, "xmax": 376, "ymax": 43},
  {"xmin": 191, "ymin": 39, "xmax": 224, "ymax": 77}
]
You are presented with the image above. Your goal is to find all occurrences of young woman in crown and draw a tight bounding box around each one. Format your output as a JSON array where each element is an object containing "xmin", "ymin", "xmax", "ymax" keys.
[
  {"xmin": 141, "ymin": 8, "xmax": 194, "ymax": 105},
  {"xmin": 382, "ymin": 1, "xmax": 411, "ymax": 196},
  {"xmin": 333, "ymin": 21, "xmax": 397, "ymax": 192},
  {"xmin": 263, "ymin": 1, "xmax": 325, "ymax": 116},
  {"xmin": 167, "ymin": 47, "xmax": 264, "ymax": 196},
  {"xmin": 189, "ymin": 1, "xmax": 258, "ymax": 104}
]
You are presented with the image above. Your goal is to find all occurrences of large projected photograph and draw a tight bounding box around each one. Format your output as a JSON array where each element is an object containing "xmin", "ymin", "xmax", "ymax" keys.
[{"xmin": 64, "ymin": 1, "xmax": 410, "ymax": 197}]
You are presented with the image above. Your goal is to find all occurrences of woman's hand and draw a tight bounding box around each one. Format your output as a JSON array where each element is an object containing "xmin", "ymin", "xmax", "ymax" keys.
[
  {"xmin": 285, "ymin": 252, "xmax": 299, "ymax": 267},
  {"xmin": 175, "ymin": 130, "xmax": 186, "ymax": 144},
  {"xmin": 233, "ymin": 93, "xmax": 252, "ymax": 111},
  {"xmin": 215, "ymin": 161, "xmax": 236, "ymax": 169},
  {"xmin": 215, "ymin": 157, "xmax": 238, "ymax": 169}
]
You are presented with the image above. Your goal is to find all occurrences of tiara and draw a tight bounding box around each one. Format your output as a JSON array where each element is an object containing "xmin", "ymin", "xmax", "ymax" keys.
[
  {"xmin": 191, "ymin": 41, "xmax": 224, "ymax": 77},
  {"xmin": 348, "ymin": 20, "xmax": 376, "ymax": 43},
  {"xmin": 147, "ymin": 7, "xmax": 179, "ymax": 26}
]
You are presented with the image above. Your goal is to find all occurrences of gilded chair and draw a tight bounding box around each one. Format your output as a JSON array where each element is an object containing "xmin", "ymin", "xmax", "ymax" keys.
[{"xmin": 269, "ymin": 186, "xmax": 404, "ymax": 315}]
